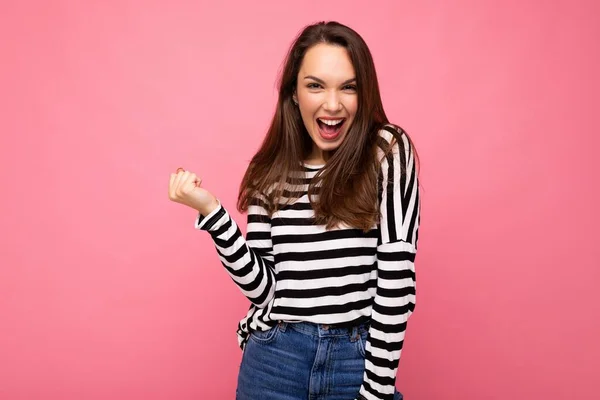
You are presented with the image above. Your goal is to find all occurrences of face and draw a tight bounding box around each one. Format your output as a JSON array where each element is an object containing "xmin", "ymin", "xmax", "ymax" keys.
[{"xmin": 293, "ymin": 43, "xmax": 358, "ymax": 163}]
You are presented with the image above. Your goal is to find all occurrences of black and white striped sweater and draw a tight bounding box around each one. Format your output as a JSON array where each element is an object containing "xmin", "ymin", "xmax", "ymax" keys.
[{"xmin": 195, "ymin": 125, "xmax": 420, "ymax": 400}]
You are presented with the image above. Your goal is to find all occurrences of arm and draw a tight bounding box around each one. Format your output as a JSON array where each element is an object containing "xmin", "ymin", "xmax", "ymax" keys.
[
  {"xmin": 195, "ymin": 194, "xmax": 276, "ymax": 308},
  {"xmin": 358, "ymin": 127, "xmax": 420, "ymax": 400}
]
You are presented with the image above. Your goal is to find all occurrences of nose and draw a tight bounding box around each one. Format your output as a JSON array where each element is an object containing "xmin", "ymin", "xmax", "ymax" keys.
[{"xmin": 323, "ymin": 90, "xmax": 342, "ymax": 112}]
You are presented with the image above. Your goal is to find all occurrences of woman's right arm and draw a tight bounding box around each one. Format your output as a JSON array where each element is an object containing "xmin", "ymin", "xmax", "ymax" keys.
[
  {"xmin": 195, "ymin": 195, "xmax": 275, "ymax": 308},
  {"xmin": 169, "ymin": 168, "xmax": 275, "ymax": 308}
]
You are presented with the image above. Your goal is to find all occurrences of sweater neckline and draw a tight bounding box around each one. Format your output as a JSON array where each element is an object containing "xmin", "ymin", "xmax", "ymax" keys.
[{"xmin": 302, "ymin": 162, "xmax": 325, "ymax": 169}]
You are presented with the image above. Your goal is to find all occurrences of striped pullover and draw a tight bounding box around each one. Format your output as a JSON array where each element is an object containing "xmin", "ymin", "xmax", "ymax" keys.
[{"xmin": 195, "ymin": 125, "xmax": 420, "ymax": 400}]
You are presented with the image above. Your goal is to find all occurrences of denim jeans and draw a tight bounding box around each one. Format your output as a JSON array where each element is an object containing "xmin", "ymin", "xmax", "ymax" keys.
[{"xmin": 236, "ymin": 321, "xmax": 403, "ymax": 400}]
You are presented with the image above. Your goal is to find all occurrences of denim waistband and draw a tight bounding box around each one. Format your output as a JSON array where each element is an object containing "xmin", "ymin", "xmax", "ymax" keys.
[{"xmin": 276, "ymin": 319, "xmax": 370, "ymax": 338}]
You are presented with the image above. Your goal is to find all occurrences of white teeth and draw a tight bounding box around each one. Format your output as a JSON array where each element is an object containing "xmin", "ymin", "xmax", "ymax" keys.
[{"xmin": 318, "ymin": 118, "xmax": 344, "ymax": 126}]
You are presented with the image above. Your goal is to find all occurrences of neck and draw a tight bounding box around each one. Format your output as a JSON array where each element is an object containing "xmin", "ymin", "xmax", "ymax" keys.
[{"xmin": 307, "ymin": 147, "xmax": 330, "ymax": 165}]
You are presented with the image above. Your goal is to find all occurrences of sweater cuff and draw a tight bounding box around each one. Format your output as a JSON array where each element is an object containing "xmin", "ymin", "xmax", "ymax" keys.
[{"xmin": 194, "ymin": 200, "xmax": 225, "ymax": 232}]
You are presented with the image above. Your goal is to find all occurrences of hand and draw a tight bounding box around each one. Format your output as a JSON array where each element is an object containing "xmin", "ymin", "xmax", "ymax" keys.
[{"xmin": 169, "ymin": 168, "xmax": 219, "ymax": 216}]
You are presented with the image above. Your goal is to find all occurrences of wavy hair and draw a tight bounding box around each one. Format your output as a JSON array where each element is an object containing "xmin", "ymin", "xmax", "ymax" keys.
[{"xmin": 237, "ymin": 21, "xmax": 418, "ymax": 231}]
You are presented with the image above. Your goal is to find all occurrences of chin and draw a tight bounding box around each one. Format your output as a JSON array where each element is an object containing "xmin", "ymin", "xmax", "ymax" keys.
[
  {"xmin": 312, "ymin": 134, "xmax": 346, "ymax": 152},
  {"xmin": 316, "ymin": 141, "xmax": 343, "ymax": 152}
]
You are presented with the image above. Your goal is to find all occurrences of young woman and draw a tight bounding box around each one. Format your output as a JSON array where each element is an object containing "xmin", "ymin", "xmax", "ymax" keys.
[{"xmin": 169, "ymin": 21, "xmax": 420, "ymax": 400}]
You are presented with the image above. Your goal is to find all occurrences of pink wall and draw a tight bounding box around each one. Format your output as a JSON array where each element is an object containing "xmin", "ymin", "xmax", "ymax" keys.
[{"xmin": 1, "ymin": 1, "xmax": 598, "ymax": 399}]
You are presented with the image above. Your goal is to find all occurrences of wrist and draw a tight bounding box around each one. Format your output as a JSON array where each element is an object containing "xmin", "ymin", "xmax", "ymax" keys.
[{"xmin": 198, "ymin": 198, "xmax": 220, "ymax": 217}]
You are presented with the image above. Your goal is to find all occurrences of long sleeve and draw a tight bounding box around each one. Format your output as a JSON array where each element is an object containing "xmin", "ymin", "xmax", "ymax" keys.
[
  {"xmin": 195, "ymin": 195, "xmax": 276, "ymax": 308},
  {"xmin": 358, "ymin": 127, "xmax": 420, "ymax": 400}
]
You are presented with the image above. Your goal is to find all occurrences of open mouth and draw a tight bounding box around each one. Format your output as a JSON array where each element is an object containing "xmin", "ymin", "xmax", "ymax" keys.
[{"xmin": 316, "ymin": 118, "xmax": 346, "ymax": 140}]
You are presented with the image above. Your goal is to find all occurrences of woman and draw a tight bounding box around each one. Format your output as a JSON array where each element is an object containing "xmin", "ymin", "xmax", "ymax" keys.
[{"xmin": 169, "ymin": 21, "xmax": 420, "ymax": 400}]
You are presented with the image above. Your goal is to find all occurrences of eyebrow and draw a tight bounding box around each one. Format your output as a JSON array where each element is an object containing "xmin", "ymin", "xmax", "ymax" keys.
[{"xmin": 303, "ymin": 75, "xmax": 357, "ymax": 86}]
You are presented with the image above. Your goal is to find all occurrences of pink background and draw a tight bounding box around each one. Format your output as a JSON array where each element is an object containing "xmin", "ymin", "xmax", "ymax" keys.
[{"xmin": 1, "ymin": 1, "xmax": 599, "ymax": 399}]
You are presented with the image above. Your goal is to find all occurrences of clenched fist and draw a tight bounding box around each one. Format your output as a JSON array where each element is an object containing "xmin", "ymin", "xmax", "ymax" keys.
[{"xmin": 169, "ymin": 168, "xmax": 220, "ymax": 216}]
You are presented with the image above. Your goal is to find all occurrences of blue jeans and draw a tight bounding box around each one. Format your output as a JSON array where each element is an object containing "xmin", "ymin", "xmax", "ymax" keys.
[{"xmin": 236, "ymin": 321, "xmax": 403, "ymax": 400}]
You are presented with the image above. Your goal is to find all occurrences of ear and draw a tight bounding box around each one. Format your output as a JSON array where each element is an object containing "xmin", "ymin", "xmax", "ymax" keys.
[{"xmin": 292, "ymin": 92, "xmax": 298, "ymax": 104}]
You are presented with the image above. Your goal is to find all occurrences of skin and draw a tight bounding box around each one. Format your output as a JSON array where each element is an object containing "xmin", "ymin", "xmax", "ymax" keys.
[
  {"xmin": 168, "ymin": 168, "xmax": 219, "ymax": 216},
  {"xmin": 293, "ymin": 43, "xmax": 358, "ymax": 165},
  {"xmin": 170, "ymin": 43, "xmax": 357, "ymax": 215}
]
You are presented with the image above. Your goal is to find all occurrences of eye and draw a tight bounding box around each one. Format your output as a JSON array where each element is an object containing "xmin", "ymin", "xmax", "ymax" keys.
[
  {"xmin": 343, "ymin": 84, "xmax": 357, "ymax": 91},
  {"xmin": 307, "ymin": 83, "xmax": 322, "ymax": 89}
]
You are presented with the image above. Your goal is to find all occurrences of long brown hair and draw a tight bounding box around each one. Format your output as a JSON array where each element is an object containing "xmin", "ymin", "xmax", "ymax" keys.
[{"xmin": 237, "ymin": 21, "xmax": 417, "ymax": 231}]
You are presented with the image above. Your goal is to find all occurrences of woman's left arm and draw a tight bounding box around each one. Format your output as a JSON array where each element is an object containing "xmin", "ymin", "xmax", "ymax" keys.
[{"xmin": 357, "ymin": 126, "xmax": 421, "ymax": 400}]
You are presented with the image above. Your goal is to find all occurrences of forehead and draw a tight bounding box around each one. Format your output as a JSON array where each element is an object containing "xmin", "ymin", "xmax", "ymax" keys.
[{"xmin": 299, "ymin": 43, "xmax": 355, "ymax": 81}]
